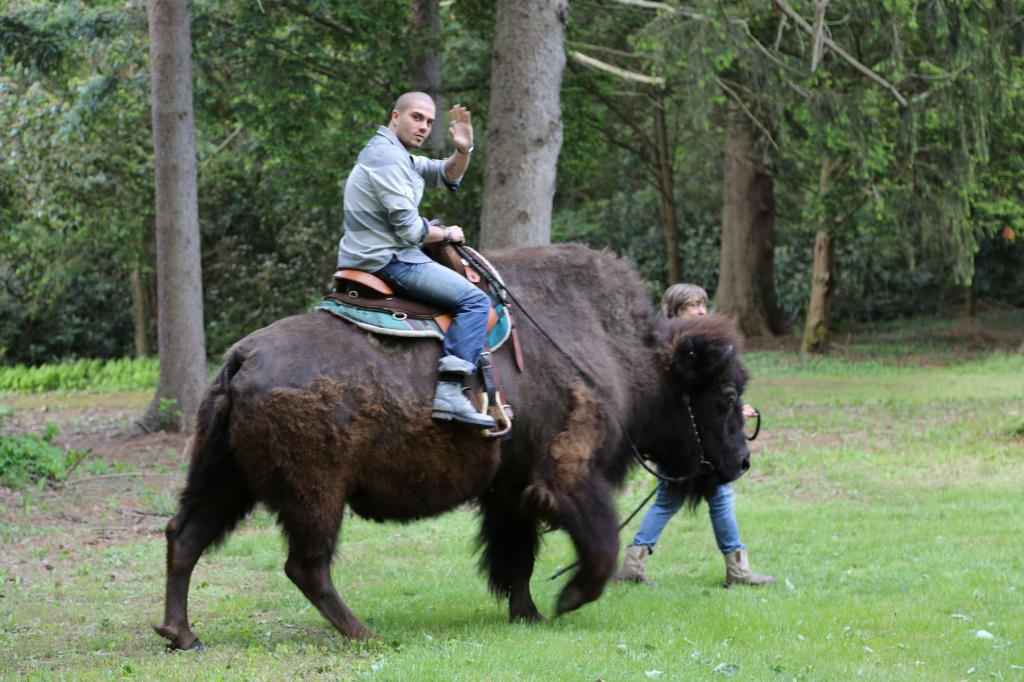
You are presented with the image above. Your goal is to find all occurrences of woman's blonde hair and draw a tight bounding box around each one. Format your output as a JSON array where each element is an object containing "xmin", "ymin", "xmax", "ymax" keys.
[{"xmin": 660, "ymin": 283, "xmax": 708, "ymax": 319}]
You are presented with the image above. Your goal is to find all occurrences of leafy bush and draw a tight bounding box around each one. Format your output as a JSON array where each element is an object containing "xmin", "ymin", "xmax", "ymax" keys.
[
  {"xmin": 0, "ymin": 356, "xmax": 158, "ymax": 393},
  {"xmin": 0, "ymin": 423, "xmax": 86, "ymax": 488}
]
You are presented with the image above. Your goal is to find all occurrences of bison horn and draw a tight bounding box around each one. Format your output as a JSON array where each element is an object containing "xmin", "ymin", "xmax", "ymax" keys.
[{"xmin": 706, "ymin": 343, "xmax": 734, "ymax": 380}]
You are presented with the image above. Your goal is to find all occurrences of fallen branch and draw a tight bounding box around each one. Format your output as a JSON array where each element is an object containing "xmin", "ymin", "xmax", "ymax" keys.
[
  {"xmin": 62, "ymin": 472, "xmax": 180, "ymax": 486},
  {"xmin": 61, "ymin": 448, "xmax": 90, "ymax": 481},
  {"xmin": 123, "ymin": 509, "xmax": 173, "ymax": 518}
]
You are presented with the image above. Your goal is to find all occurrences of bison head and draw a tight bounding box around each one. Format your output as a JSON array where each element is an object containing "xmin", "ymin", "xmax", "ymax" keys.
[{"xmin": 659, "ymin": 315, "xmax": 752, "ymax": 488}]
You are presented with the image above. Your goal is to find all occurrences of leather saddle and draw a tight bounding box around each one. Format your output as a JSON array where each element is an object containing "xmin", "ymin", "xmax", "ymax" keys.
[{"xmin": 326, "ymin": 243, "xmax": 497, "ymax": 334}]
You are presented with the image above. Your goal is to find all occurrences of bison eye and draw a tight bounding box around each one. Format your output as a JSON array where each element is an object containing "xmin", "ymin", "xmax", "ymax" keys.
[{"xmin": 719, "ymin": 388, "xmax": 738, "ymax": 410}]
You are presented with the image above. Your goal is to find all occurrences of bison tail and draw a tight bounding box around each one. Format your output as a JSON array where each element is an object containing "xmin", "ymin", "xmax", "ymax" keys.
[{"xmin": 176, "ymin": 348, "xmax": 252, "ymax": 543}]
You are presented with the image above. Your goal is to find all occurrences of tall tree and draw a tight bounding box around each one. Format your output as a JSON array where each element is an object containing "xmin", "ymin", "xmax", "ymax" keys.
[
  {"xmin": 0, "ymin": 1, "xmax": 157, "ymax": 364},
  {"xmin": 563, "ymin": 50, "xmax": 682, "ymax": 284},
  {"xmin": 140, "ymin": 0, "xmax": 205, "ymax": 432},
  {"xmin": 480, "ymin": 0, "xmax": 568, "ymax": 249},
  {"xmin": 409, "ymin": 0, "xmax": 445, "ymax": 155},
  {"xmin": 716, "ymin": 102, "xmax": 785, "ymax": 336},
  {"xmin": 566, "ymin": 1, "xmax": 788, "ymax": 327},
  {"xmin": 768, "ymin": 0, "xmax": 1024, "ymax": 351}
]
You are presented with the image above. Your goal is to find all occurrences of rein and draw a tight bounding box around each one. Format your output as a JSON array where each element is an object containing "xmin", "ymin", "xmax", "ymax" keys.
[
  {"xmin": 547, "ymin": 483, "xmax": 661, "ymax": 581},
  {"xmin": 454, "ymin": 245, "xmax": 728, "ymax": 582},
  {"xmin": 546, "ymin": 394, "xmax": 718, "ymax": 580},
  {"xmin": 746, "ymin": 410, "xmax": 761, "ymax": 441},
  {"xmin": 453, "ymin": 244, "xmax": 707, "ymax": 486}
]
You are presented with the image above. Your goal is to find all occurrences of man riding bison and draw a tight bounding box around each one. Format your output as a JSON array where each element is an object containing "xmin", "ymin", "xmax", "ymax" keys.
[{"xmin": 154, "ymin": 93, "xmax": 753, "ymax": 650}]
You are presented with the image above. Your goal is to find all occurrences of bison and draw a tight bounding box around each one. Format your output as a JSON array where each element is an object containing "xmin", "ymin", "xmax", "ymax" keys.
[{"xmin": 154, "ymin": 243, "xmax": 752, "ymax": 649}]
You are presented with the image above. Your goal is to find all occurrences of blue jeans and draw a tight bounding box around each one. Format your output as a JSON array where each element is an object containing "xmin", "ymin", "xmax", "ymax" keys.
[
  {"xmin": 376, "ymin": 257, "xmax": 491, "ymax": 366},
  {"xmin": 631, "ymin": 482, "xmax": 744, "ymax": 555}
]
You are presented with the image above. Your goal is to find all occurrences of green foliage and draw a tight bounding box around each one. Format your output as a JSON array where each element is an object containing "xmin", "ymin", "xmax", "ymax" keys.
[
  {"xmin": 560, "ymin": 0, "xmax": 1024, "ymax": 319},
  {"xmin": 0, "ymin": 422, "xmax": 85, "ymax": 487},
  {"xmin": 0, "ymin": 357, "xmax": 158, "ymax": 393},
  {"xmin": 1, "ymin": 0, "xmax": 154, "ymax": 364},
  {"xmin": 2, "ymin": 0, "xmax": 1022, "ymax": 362},
  {"xmin": 156, "ymin": 396, "xmax": 181, "ymax": 419}
]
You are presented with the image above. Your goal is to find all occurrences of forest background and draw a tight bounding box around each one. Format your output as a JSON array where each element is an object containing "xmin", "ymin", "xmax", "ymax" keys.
[{"xmin": 1, "ymin": 0, "xmax": 1022, "ymax": 369}]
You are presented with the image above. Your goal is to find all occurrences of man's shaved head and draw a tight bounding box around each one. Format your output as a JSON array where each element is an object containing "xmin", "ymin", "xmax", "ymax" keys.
[
  {"xmin": 392, "ymin": 91, "xmax": 434, "ymax": 115},
  {"xmin": 388, "ymin": 92, "xmax": 437, "ymax": 149}
]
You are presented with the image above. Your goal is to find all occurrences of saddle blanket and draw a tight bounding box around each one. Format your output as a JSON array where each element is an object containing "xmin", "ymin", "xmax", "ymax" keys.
[{"xmin": 316, "ymin": 297, "xmax": 512, "ymax": 351}]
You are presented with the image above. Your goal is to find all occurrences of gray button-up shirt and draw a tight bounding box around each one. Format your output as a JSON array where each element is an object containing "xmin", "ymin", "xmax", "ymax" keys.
[{"xmin": 337, "ymin": 126, "xmax": 460, "ymax": 271}]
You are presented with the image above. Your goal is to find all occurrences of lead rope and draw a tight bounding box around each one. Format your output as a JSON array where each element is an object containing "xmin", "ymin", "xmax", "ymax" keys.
[
  {"xmin": 451, "ymin": 246, "xmax": 721, "ymax": 581},
  {"xmin": 546, "ymin": 483, "xmax": 661, "ymax": 581},
  {"xmin": 453, "ymin": 245, "xmax": 707, "ymax": 485}
]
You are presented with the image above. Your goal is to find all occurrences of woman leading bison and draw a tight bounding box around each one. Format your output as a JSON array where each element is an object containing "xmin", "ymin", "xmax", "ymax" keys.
[{"xmin": 154, "ymin": 244, "xmax": 753, "ymax": 649}]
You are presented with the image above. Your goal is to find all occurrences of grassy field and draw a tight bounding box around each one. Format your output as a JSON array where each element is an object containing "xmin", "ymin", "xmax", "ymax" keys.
[{"xmin": 1, "ymin": 318, "xmax": 1022, "ymax": 680}]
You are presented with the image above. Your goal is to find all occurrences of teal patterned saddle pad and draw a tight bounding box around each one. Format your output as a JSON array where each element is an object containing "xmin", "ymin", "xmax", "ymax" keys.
[{"xmin": 315, "ymin": 297, "xmax": 512, "ymax": 351}]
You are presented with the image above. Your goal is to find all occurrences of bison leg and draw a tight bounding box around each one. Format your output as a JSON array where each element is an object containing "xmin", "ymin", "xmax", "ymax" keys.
[
  {"xmin": 555, "ymin": 483, "xmax": 619, "ymax": 616},
  {"xmin": 279, "ymin": 504, "xmax": 374, "ymax": 640},
  {"xmin": 478, "ymin": 486, "xmax": 544, "ymax": 623},
  {"xmin": 155, "ymin": 485, "xmax": 253, "ymax": 650}
]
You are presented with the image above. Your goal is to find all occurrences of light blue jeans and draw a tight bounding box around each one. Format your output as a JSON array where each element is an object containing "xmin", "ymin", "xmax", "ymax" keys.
[
  {"xmin": 376, "ymin": 256, "xmax": 491, "ymax": 367},
  {"xmin": 631, "ymin": 481, "xmax": 743, "ymax": 555}
]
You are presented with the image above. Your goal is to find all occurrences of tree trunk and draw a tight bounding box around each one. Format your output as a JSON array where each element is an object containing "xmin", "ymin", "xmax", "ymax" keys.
[
  {"xmin": 409, "ymin": 0, "xmax": 445, "ymax": 156},
  {"xmin": 965, "ymin": 249, "xmax": 976, "ymax": 320},
  {"xmin": 801, "ymin": 230, "xmax": 835, "ymax": 354},
  {"xmin": 480, "ymin": 0, "xmax": 568, "ymax": 249},
  {"xmin": 130, "ymin": 261, "xmax": 150, "ymax": 357},
  {"xmin": 800, "ymin": 156, "xmax": 840, "ymax": 354},
  {"xmin": 140, "ymin": 0, "xmax": 206, "ymax": 433},
  {"xmin": 716, "ymin": 105, "xmax": 784, "ymax": 336},
  {"xmin": 653, "ymin": 91, "xmax": 680, "ymax": 284}
]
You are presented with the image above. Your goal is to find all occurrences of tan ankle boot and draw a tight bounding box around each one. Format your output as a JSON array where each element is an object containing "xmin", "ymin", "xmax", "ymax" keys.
[
  {"xmin": 615, "ymin": 544, "xmax": 652, "ymax": 584},
  {"xmin": 723, "ymin": 548, "xmax": 774, "ymax": 587}
]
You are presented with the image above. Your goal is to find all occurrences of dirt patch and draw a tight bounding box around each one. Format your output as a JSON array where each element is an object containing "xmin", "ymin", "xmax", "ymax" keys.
[
  {"xmin": 1, "ymin": 393, "xmax": 189, "ymax": 584},
  {"xmin": 743, "ymin": 334, "xmax": 801, "ymax": 352}
]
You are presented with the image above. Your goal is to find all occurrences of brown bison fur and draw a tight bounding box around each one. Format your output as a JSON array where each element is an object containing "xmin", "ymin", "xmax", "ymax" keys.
[{"xmin": 155, "ymin": 243, "xmax": 752, "ymax": 649}]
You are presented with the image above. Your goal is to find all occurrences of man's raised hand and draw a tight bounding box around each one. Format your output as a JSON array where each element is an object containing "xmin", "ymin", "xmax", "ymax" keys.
[{"xmin": 448, "ymin": 105, "xmax": 473, "ymax": 153}]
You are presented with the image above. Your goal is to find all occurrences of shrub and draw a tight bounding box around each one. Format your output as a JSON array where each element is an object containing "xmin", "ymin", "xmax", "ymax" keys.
[
  {"xmin": 0, "ymin": 357, "xmax": 159, "ymax": 393},
  {"xmin": 0, "ymin": 424, "xmax": 87, "ymax": 488}
]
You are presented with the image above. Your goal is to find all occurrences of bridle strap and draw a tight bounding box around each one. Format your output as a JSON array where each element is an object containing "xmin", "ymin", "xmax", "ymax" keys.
[{"xmin": 631, "ymin": 394, "xmax": 710, "ymax": 482}]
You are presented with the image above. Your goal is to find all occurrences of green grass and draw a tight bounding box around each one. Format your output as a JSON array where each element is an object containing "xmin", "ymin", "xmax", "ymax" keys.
[{"xmin": 2, "ymin": 334, "xmax": 1023, "ymax": 679}]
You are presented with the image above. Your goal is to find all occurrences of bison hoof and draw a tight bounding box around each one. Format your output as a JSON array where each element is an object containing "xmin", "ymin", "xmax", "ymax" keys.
[
  {"xmin": 555, "ymin": 585, "xmax": 586, "ymax": 616},
  {"xmin": 344, "ymin": 626, "xmax": 377, "ymax": 641},
  {"xmin": 510, "ymin": 610, "xmax": 545, "ymax": 624},
  {"xmin": 153, "ymin": 624, "xmax": 203, "ymax": 651},
  {"xmin": 172, "ymin": 639, "xmax": 206, "ymax": 652}
]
